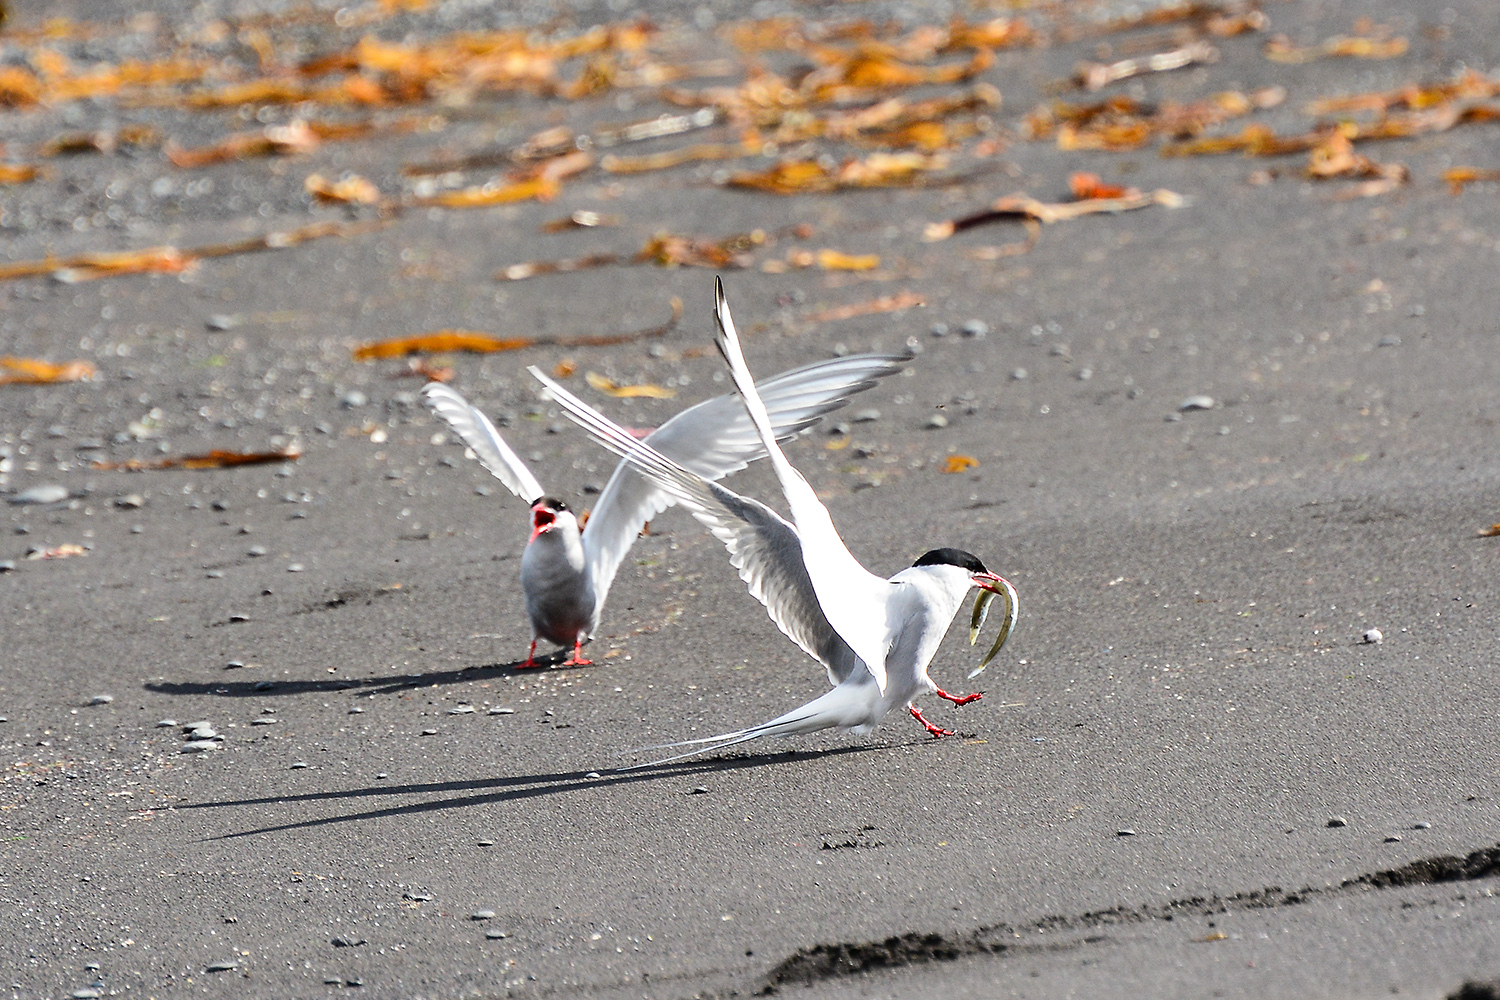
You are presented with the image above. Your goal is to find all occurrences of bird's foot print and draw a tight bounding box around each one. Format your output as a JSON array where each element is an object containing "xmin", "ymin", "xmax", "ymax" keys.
[
  {"xmin": 935, "ymin": 688, "xmax": 982, "ymax": 706},
  {"xmin": 909, "ymin": 706, "xmax": 956, "ymax": 738}
]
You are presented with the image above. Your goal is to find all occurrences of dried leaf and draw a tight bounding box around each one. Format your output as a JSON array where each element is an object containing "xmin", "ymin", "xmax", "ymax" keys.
[
  {"xmin": 553, "ymin": 359, "xmax": 578, "ymax": 378},
  {"xmin": 51, "ymin": 246, "xmax": 198, "ymax": 283},
  {"xmin": 1069, "ymin": 172, "xmax": 1133, "ymax": 200},
  {"xmin": 637, "ymin": 230, "xmax": 764, "ymax": 268},
  {"xmin": 166, "ymin": 119, "xmax": 320, "ymax": 168},
  {"xmin": 925, "ymin": 188, "xmax": 1184, "ymax": 240},
  {"xmin": 1444, "ymin": 167, "xmax": 1500, "ymax": 194},
  {"xmin": 1479, "ymin": 523, "xmax": 1500, "ymax": 538},
  {"xmin": 95, "ymin": 447, "xmax": 303, "ymax": 472},
  {"xmin": 585, "ymin": 372, "xmax": 676, "ymax": 399},
  {"xmin": 727, "ymin": 152, "xmax": 947, "ymax": 194},
  {"xmin": 305, "ymin": 172, "xmax": 381, "ymax": 204},
  {"xmin": 26, "ymin": 543, "xmax": 87, "ymax": 561},
  {"xmin": 353, "ymin": 332, "xmax": 537, "ymax": 360},
  {"xmin": 941, "ymin": 454, "xmax": 979, "ymax": 474},
  {"xmin": 418, "ymin": 177, "xmax": 561, "ymax": 208},
  {"xmin": 498, "ymin": 253, "xmax": 623, "ymax": 281},
  {"xmin": 785, "ymin": 248, "xmax": 881, "ymax": 271},
  {"xmin": 1265, "ymin": 33, "xmax": 1408, "ymax": 64},
  {"xmin": 0, "ymin": 356, "xmax": 97, "ymax": 385},
  {"xmin": 0, "ymin": 163, "xmax": 44, "ymax": 184},
  {"xmin": 805, "ymin": 291, "xmax": 924, "ymax": 323}
]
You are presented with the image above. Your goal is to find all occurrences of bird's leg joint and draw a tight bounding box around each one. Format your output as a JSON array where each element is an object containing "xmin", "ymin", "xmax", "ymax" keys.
[
  {"xmin": 909, "ymin": 705, "xmax": 955, "ymax": 738},
  {"xmin": 935, "ymin": 687, "xmax": 982, "ymax": 706}
]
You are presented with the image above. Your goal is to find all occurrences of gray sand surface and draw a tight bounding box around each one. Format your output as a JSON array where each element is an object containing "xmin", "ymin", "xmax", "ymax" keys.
[{"xmin": 2, "ymin": 1, "xmax": 1498, "ymax": 997}]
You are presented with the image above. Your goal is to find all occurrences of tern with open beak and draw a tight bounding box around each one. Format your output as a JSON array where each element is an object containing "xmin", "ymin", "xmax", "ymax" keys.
[
  {"xmin": 528, "ymin": 278, "xmax": 1018, "ymax": 765},
  {"xmin": 422, "ymin": 349, "xmax": 908, "ymax": 667}
]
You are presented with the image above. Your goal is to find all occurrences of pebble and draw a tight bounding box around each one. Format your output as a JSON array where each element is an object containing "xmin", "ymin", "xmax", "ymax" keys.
[
  {"xmin": 250, "ymin": 717, "xmax": 277, "ymax": 726},
  {"xmin": 184, "ymin": 720, "xmax": 211, "ymax": 731},
  {"xmin": 10, "ymin": 484, "xmax": 68, "ymax": 505},
  {"xmin": 331, "ymin": 937, "xmax": 367, "ymax": 948},
  {"xmin": 1116, "ymin": 828, "xmax": 1136, "ymax": 837},
  {"xmin": 341, "ymin": 390, "xmax": 369, "ymax": 408},
  {"xmin": 924, "ymin": 414, "xmax": 949, "ymax": 429},
  {"xmin": 1327, "ymin": 815, "xmax": 1348, "ymax": 828},
  {"xmin": 827, "ymin": 422, "xmax": 850, "ymax": 436},
  {"xmin": 229, "ymin": 613, "xmax": 250, "ymax": 622},
  {"xmin": 1164, "ymin": 413, "xmax": 1183, "ymax": 423},
  {"xmin": 180, "ymin": 740, "xmax": 219, "ymax": 754},
  {"xmin": 206, "ymin": 570, "xmax": 224, "ymax": 579},
  {"xmin": 471, "ymin": 910, "xmax": 496, "ymax": 921},
  {"xmin": 1009, "ymin": 368, "xmax": 1028, "ymax": 380},
  {"xmin": 477, "ymin": 839, "xmax": 494, "ymax": 847},
  {"xmin": 1077, "ymin": 367, "xmax": 1093, "ymax": 381},
  {"xmin": 1361, "ymin": 628, "xmax": 1383, "ymax": 645},
  {"xmin": 247, "ymin": 545, "xmax": 267, "ymax": 557},
  {"xmin": 485, "ymin": 929, "xmax": 509, "ymax": 940},
  {"xmin": 287, "ymin": 563, "xmax": 304, "ymax": 573},
  {"xmin": 70, "ymin": 990, "xmax": 101, "ymax": 999},
  {"xmin": 489, "ymin": 707, "xmax": 514, "ymax": 716},
  {"xmin": 851, "ymin": 408, "xmax": 881, "ymax": 423},
  {"xmin": 403, "ymin": 892, "xmax": 433, "ymax": 902},
  {"xmin": 1178, "ymin": 395, "xmax": 1216, "ymax": 411},
  {"xmin": 0, "ymin": 560, "xmax": 15, "ymax": 573},
  {"xmin": 290, "ymin": 761, "xmax": 309, "ymax": 769},
  {"xmin": 188, "ymin": 728, "xmax": 218, "ymax": 740},
  {"xmin": 204, "ymin": 960, "xmax": 239, "ymax": 973},
  {"xmin": 254, "ymin": 681, "xmax": 276, "ymax": 691},
  {"xmin": 420, "ymin": 728, "xmax": 438, "ymax": 736},
  {"xmin": 929, "ymin": 322, "xmax": 949, "ymax": 338},
  {"xmin": 114, "ymin": 494, "xmax": 144, "ymax": 508},
  {"xmin": 375, "ymin": 772, "xmax": 388, "ymax": 779},
  {"xmin": 1385, "ymin": 834, "xmax": 1403, "ymax": 843},
  {"xmin": 226, "ymin": 660, "xmax": 246, "ymax": 669},
  {"xmin": 585, "ymin": 772, "xmax": 601, "ymax": 779},
  {"xmin": 447, "ymin": 705, "xmax": 476, "ymax": 715},
  {"xmin": 960, "ymin": 319, "xmax": 989, "ymax": 339},
  {"xmin": 688, "ymin": 786, "xmax": 710, "ymax": 795},
  {"xmin": 1414, "ymin": 821, "xmax": 1432, "ymax": 829},
  {"xmin": 349, "ymin": 707, "xmax": 365, "ymax": 714},
  {"xmin": 155, "ymin": 719, "xmax": 178, "ymax": 728},
  {"xmin": 1378, "ymin": 335, "xmax": 1401, "ymax": 347},
  {"xmin": 206, "ymin": 313, "xmax": 242, "ymax": 331},
  {"xmin": 88, "ymin": 694, "xmax": 114, "ymax": 706}
]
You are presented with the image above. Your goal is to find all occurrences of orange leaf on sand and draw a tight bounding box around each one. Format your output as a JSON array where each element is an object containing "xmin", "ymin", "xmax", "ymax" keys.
[
  {"xmin": 419, "ymin": 177, "xmax": 560, "ymax": 208},
  {"xmin": 1069, "ymin": 171, "xmax": 1133, "ymax": 200},
  {"xmin": 941, "ymin": 455, "xmax": 979, "ymax": 474},
  {"xmin": 1480, "ymin": 523, "xmax": 1500, "ymax": 538},
  {"xmin": 584, "ymin": 372, "xmax": 676, "ymax": 399},
  {"xmin": 1444, "ymin": 167, "xmax": 1500, "ymax": 194},
  {"xmin": 353, "ymin": 331, "xmax": 536, "ymax": 360},
  {"xmin": 305, "ymin": 172, "xmax": 381, "ymax": 204},
  {"xmin": 804, "ymin": 291, "xmax": 924, "ymax": 323},
  {"xmin": 0, "ymin": 163, "xmax": 44, "ymax": 184},
  {"xmin": 94, "ymin": 447, "xmax": 303, "ymax": 472},
  {"xmin": 0, "ymin": 356, "xmax": 96, "ymax": 384}
]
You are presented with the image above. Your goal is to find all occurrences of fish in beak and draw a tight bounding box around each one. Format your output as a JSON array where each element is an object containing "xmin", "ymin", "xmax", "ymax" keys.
[{"xmin": 968, "ymin": 571, "xmax": 1019, "ymax": 678}]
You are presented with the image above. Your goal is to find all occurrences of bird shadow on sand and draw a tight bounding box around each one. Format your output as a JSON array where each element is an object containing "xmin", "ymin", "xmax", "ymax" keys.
[
  {"xmin": 142, "ymin": 651, "xmax": 596, "ymax": 699},
  {"xmin": 189, "ymin": 743, "xmax": 896, "ymax": 841}
]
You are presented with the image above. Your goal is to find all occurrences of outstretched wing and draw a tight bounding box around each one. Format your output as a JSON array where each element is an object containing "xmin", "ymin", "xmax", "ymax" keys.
[
  {"xmin": 531, "ymin": 367, "xmax": 862, "ymax": 688},
  {"xmin": 579, "ymin": 351, "xmax": 908, "ymax": 623},
  {"xmin": 421, "ymin": 382, "xmax": 544, "ymax": 505},
  {"xmin": 712, "ymin": 278, "xmax": 898, "ymax": 691}
]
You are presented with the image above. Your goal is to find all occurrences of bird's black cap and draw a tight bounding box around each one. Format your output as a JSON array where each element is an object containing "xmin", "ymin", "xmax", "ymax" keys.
[
  {"xmin": 912, "ymin": 548, "xmax": 987, "ymax": 574},
  {"xmin": 536, "ymin": 496, "xmax": 570, "ymax": 512}
]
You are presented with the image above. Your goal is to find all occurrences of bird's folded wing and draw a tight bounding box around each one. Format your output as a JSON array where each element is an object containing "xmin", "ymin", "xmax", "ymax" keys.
[
  {"xmin": 580, "ymin": 352, "xmax": 909, "ymax": 621},
  {"xmin": 530, "ymin": 367, "xmax": 859, "ymax": 685},
  {"xmin": 421, "ymin": 382, "xmax": 545, "ymax": 504},
  {"xmin": 712, "ymin": 278, "xmax": 897, "ymax": 691}
]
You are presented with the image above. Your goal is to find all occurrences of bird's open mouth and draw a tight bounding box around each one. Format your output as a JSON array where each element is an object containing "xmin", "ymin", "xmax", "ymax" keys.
[{"xmin": 530, "ymin": 506, "xmax": 556, "ymax": 540}]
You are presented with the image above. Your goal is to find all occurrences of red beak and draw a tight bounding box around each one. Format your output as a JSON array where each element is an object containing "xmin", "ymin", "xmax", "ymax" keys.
[{"xmin": 971, "ymin": 571, "xmax": 1009, "ymax": 594}]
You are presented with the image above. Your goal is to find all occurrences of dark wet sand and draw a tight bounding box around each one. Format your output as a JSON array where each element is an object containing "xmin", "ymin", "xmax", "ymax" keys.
[{"xmin": 2, "ymin": 1, "xmax": 1499, "ymax": 997}]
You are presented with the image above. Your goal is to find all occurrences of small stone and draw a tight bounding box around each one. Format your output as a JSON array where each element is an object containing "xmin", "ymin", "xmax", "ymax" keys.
[
  {"xmin": 324, "ymin": 977, "xmax": 343, "ymax": 985},
  {"xmin": 70, "ymin": 990, "xmax": 101, "ymax": 999},
  {"xmin": 375, "ymin": 772, "xmax": 388, "ymax": 779},
  {"xmin": 206, "ymin": 569, "xmax": 224, "ymax": 579},
  {"xmin": 1384, "ymin": 834, "xmax": 1403, "ymax": 843},
  {"xmin": 206, "ymin": 314, "xmax": 242, "ymax": 331},
  {"xmin": 488, "ymin": 707, "xmax": 514, "ymax": 716},
  {"xmin": 331, "ymin": 937, "xmax": 367, "ymax": 948},
  {"xmin": 204, "ymin": 960, "xmax": 239, "ymax": 973},
  {"xmin": 851, "ymin": 408, "xmax": 881, "ymax": 423},
  {"xmin": 229, "ymin": 613, "xmax": 250, "ymax": 622},
  {"xmin": 253, "ymin": 680, "xmax": 276, "ymax": 691},
  {"xmin": 184, "ymin": 720, "xmax": 210, "ymax": 730},
  {"xmin": 226, "ymin": 660, "xmax": 245, "ymax": 669},
  {"xmin": 1178, "ymin": 395, "xmax": 1216, "ymax": 411},
  {"xmin": 827, "ymin": 422, "xmax": 850, "ymax": 436},
  {"xmin": 960, "ymin": 319, "xmax": 989, "ymax": 339},
  {"xmin": 687, "ymin": 786, "xmax": 710, "ymax": 795},
  {"xmin": 1116, "ymin": 828, "xmax": 1136, "ymax": 837},
  {"xmin": 290, "ymin": 761, "xmax": 309, "ymax": 769},
  {"xmin": 1077, "ymin": 368, "xmax": 1093, "ymax": 381},
  {"xmin": 287, "ymin": 563, "xmax": 304, "ymax": 573},
  {"xmin": 250, "ymin": 717, "xmax": 277, "ymax": 726},
  {"xmin": 247, "ymin": 545, "xmax": 267, "ymax": 557},
  {"xmin": 420, "ymin": 728, "xmax": 438, "ymax": 736},
  {"xmin": 1361, "ymin": 628, "xmax": 1383, "ymax": 645},
  {"xmin": 1413, "ymin": 821, "xmax": 1431, "ymax": 830},
  {"xmin": 88, "ymin": 694, "xmax": 114, "ymax": 706},
  {"xmin": 0, "ymin": 560, "xmax": 15, "ymax": 573},
  {"xmin": 114, "ymin": 494, "xmax": 144, "ymax": 509},
  {"xmin": 929, "ymin": 322, "xmax": 949, "ymax": 338},
  {"xmin": 477, "ymin": 839, "xmax": 494, "ymax": 847},
  {"xmin": 403, "ymin": 892, "xmax": 433, "ymax": 902},
  {"xmin": 346, "ymin": 978, "xmax": 364, "ymax": 987},
  {"xmin": 471, "ymin": 910, "xmax": 496, "ymax": 921},
  {"xmin": 1327, "ymin": 815, "xmax": 1348, "ymax": 828},
  {"xmin": 1378, "ymin": 335, "xmax": 1401, "ymax": 347},
  {"xmin": 924, "ymin": 414, "xmax": 949, "ymax": 429},
  {"xmin": 447, "ymin": 705, "xmax": 475, "ymax": 715},
  {"xmin": 585, "ymin": 772, "xmax": 601, "ymax": 779},
  {"xmin": 485, "ymin": 929, "xmax": 508, "ymax": 940},
  {"xmin": 156, "ymin": 719, "xmax": 178, "ymax": 728},
  {"xmin": 349, "ymin": 707, "xmax": 365, "ymax": 714},
  {"xmin": 1164, "ymin": 413, "xmax": 1183, "ymax": 422},
  {"xmin": 10, "ymin": 484, "xmax": 68, "ymax": 505},
  {"xmin": 341, "ymin": 391, "xmax": 368, "ymax": 408},
  {"xmin": 180, "ymin": 740, "xmax": 218, "ymax": 753}
]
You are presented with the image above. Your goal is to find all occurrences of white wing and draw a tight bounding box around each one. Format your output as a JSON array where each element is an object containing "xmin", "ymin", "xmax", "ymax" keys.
[
  {"xmin": 530, "ymin": 367, "xmax": 865, "ymax": 688},
  {"xmin": 421, "ymin": 382, "xmax": 544, "ymax": 504},
  {"xmin": 712, "ymin": 278, "xmax": 898, "ymax": 691},
  {"xmin": 579, "ymin": 352, "xmax": 909, "ymax": 622}
]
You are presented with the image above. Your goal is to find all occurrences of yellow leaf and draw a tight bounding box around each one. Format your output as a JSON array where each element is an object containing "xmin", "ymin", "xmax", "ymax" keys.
[
  {"xmin": 585, "ymin": 372, "xmax": 676, "ymax": 399},
  {"xmin": 941, "ymin": 454, "xmax": 979, "ymax": 474}
]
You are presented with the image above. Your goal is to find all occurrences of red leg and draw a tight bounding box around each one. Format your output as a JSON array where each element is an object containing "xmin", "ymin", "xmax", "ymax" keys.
[
  {"xmin": 520, "ymin": 639, "xmax": 542, "ymax": 669},
  {"xmin": 562, "ymin": 638, "xmax": 592, "ymax": 666},
  {"xmin": 909, "ymin": 705, "xmax": 954, "ymax": 738},
  {"xmin": 935, "ymin": 687, "xmax": 982, "ymax": 706}
]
